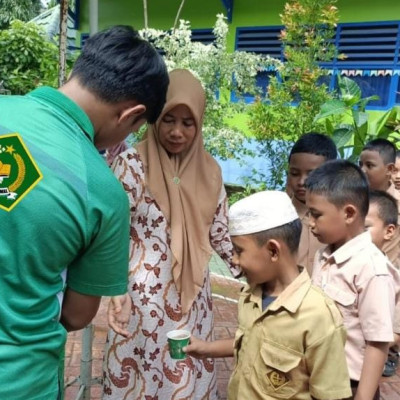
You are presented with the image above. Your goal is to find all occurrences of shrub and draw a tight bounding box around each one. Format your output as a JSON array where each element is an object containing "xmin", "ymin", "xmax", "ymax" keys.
[{"xmin": 0, "ymin": 20, "xmax": 59, "ymax": 94}]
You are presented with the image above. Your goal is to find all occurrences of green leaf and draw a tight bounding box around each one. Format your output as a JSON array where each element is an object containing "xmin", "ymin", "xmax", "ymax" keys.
[
  {"xmin": 352, "ymin": 110, "xmax": 368, "ymax": 128},
  {"xmin": 325, "ymin": 118, "xmax": 334, "ymax": 135},
  {"xmin": 368, "ymin": 108, "xmax": 394, "ymax": 136},
  {"xmin": 314, "ymin": 99, "xmax": 347, "ymax": 122},
  {"xmin": 356, "ymin": 120, "xmax": 368, "ymax": 144},
  {"xmin": 358, "ymin": 95, "xmax": 380, "ymax": 111},
  {"xmin": 338, "ymin": 76, "xmax": 361, "ymax": 106},
  {"xmin": 389, "ymin": 132, "xmax": 400, "ymax": 141},
  {"xmin": 348, "ymin": 152, "xmax": 360, "ymax": 163},
  {"xmin": 332, "ymin": 127, "xmax": 354, "ymax": 149}
]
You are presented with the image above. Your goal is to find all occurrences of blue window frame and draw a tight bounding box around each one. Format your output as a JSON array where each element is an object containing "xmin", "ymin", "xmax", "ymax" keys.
[
  {"xmin": 231, "ymin": 26, "xmax": 283, "ymax": 103},
  {"xmin": 80, "ymin": 32, "xmax": 89, "ymax": 49},
  {"xmin": 220, "ymin": 0, "xmax": 233, "ymax": 23},
  {"xmin": 69, "ymin": 0, "xmax": 80, "ymax": 30},
  {"xmin": 396, "ymin": 76, "xmax": 400, "ymax": 105},
  {"xmin": 55, "ymin": 0, "xmax": 80, "ymax": 29},
  {"xmin": 234, "ymin": 21, "xmax": 400, "ymax": 110},
  {"xmin": 235, "ymin": 26, "xmax": 284, "ymax": 60},
  {"xmin": 230, "ymin": 70, "xmax": 275, "ymax": 103},
  {"xmin": 191, "ymin": 29, "xmax": 215, "ymax": 45}
]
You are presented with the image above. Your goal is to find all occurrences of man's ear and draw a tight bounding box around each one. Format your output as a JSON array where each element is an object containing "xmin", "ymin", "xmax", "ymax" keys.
[
  {"xmin": 343, "ymin": 204, "xmax": 357, "ymax": 224},
  {"xmin": 118, "ymin": 104, "xmax": 146, "ymax": 125},
  {"xmin": 384, "ymin": 224, "xmax": 397, "ymax": 241},
  {"xmin": 266, "ymin": 239, "xmax": 281, "ymax": 261}
]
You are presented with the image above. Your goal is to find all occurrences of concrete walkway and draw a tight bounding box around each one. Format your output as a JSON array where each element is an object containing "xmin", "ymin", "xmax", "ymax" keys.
[{"xmin": 64, "ymin": 269, "xmax": 400, "ymax": 400}]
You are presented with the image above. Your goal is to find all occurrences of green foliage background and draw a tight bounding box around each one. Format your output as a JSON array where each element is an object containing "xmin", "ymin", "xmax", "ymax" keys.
[
  {"xmin": 0, "ymin": 0, "xmax": 42, "ymax": 30},
  {"xmin": 0, "ymin": 20, "xmax": 59, "ymax": 94}
]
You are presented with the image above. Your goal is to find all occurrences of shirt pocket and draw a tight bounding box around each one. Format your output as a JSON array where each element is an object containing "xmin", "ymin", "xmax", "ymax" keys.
[
  {"xmin": 255, "ymin": 342, "xmax": 302, "ymax": 399},
  {"xmin": 323, "ymin": 283, "xmax": 357, "ymax": 317}
]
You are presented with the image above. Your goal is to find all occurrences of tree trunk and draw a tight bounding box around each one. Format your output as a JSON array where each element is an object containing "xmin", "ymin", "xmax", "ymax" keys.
[
  {"xmin": 58, "ymin": 0, "xmax": 69, "ymax": 87},
  {"xmin": 173, "ymin": 0, "xmax": 186, "ymax": 31}
]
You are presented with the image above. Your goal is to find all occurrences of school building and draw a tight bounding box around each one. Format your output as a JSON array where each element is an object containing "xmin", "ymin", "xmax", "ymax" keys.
[
  {"xmin": 74, "ymin": 0, "xmax": 400, "ymax": 111},
  {"xmin": 65, "ymin": 0, "xmax": 400, "ymax": 185}
]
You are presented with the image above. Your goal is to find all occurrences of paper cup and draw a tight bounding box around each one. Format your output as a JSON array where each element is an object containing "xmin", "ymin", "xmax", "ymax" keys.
[{"xmin": 167, "ymin": 330, "xmax": 191, "ymax": 360}]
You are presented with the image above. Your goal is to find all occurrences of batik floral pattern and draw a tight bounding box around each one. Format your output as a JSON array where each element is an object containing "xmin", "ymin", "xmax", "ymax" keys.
[{"xmin": 102, "ymin": 148, "xmax": 238, "ymax": 400}]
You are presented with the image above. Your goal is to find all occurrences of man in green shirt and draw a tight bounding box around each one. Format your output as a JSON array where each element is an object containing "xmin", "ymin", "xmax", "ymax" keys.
[{"xmin": 0, "ymin": 25, "xmax": 168, "ymax": 400}]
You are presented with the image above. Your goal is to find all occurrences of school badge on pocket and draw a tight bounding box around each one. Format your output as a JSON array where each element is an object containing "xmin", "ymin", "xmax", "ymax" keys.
[
  {"xmin": 266, "ymin": 370, "xmax": 289, "ymax": 390},
  {"xmin": 0, "ymin": 133, "xmax": 42, "ymax": 211}
]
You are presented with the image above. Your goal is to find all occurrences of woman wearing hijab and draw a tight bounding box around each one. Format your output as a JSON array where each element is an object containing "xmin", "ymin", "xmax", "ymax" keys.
[{"xmin": 102, "ymin": 69, "xmax": 240, "ymax": 400}]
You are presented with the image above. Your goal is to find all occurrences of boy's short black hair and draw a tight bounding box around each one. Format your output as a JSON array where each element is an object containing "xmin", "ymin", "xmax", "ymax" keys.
[
  {"xmin": 369, "ymin": 190, "xmax": 398, "ymax": 226},
  {"xmin": 396, "ymin": 150, "xmax": 400, "ymax": 159},
  {"xmin": 289, "ymin": 132, "xmax": 337, "ymax": 162},
  {"xmin": 253, "ymin": 218, "xmax": 302, "ymax": 254},
  {"xmin": 305, "ymin": 159, "xmax": 369, "ymax": 218},
  {"xmin": 71, "ymin": 25, "xmax": 169, "ymax": 123},
  {"xmin": 362, "ymin": 138, "xmax": 396, "ymax": 165}
]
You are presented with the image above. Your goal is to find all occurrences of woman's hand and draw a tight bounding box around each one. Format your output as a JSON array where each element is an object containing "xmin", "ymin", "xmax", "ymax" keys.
[{"xmin": 108, "ymin": 293, "xmax": 132, "ymax": 338}]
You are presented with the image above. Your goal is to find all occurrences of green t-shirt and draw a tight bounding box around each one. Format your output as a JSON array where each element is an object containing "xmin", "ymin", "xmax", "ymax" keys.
[{"xmin": 0, "ymin": 87, "xmax": 129, "ymax": 399}]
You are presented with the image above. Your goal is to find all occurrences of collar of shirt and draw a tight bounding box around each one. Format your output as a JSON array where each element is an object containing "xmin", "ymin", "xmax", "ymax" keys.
[
  {"xmin": 321, "ymin": 231, "xmax": 372, "ymax": 266},
  {"xmin": 28, "ymin": 86, "xmax": 95, "ymax": 142},
  {"xmin": 291, "ymin": 195, "xmax": 308, "ymax": 220},
  {"xmin": 243, "ymin": 268, "xmax": 311, "ymax": 314}
]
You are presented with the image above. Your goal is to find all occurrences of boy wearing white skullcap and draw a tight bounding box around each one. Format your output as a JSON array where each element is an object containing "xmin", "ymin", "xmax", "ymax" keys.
[{"xmin": 185, "ymin": 191, "xmax": 351, "ymax": 400}]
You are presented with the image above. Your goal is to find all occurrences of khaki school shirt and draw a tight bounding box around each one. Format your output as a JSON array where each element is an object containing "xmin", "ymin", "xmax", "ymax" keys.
[
  {"xmin": 292, "ymin": 196, "xmax": 322, "ymax": 275},
  {"xmin": 384, "ymin": 182, "xmax": 400, "ymax": 268},
  {"xmin": 228, "ymin": 269, "xmax": 351, "ymax": 400},
  {"xmin": 387, "ymin": 258, "xmax": 400, "ymax": 334},
  {"xmin": 312, "ymin": 231, "xmax": 395, "ymax": 381}
]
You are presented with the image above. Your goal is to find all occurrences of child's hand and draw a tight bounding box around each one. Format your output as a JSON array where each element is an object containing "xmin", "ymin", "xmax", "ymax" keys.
[
  {"xmin": 108, "ymin": 293, "xmax": 132, "ymax": 338},
  {"xmin": 183, "ymin": 336, "xmax": 211, "ymax": 359}
]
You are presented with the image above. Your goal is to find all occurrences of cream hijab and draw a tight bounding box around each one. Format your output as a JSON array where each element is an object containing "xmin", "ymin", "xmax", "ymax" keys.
[{"xmin": 136, "ymin": 69, "xmax": 222, "ymax": 314}]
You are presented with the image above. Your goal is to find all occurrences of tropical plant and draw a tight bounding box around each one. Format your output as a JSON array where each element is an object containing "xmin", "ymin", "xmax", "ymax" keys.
[
  {"xmin": 315, "ymin": 76, "xmax": 400, "ymax": 160},
  {"xmin": 140, "ymin": 14, "xmax": 280, "ymax": 161},
  {"xmin": 0, "ymin": 0, "xmax": 42, "ymax": 30},
  {"xmin": 248, "ymin": 0, "xmax": 340, "ymax": 188},
  {"xmin": 227, "ymin": 183, "xmax": 261, "ymax": 206},
  {"xmin": 0, "ymin": 20, "xmax": 59, "ymax": 94}
]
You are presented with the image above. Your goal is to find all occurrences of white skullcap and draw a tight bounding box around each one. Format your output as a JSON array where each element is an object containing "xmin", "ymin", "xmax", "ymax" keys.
[{"xmin": 229, "ymin": 191, "xmax": 299, "ymax": 236}]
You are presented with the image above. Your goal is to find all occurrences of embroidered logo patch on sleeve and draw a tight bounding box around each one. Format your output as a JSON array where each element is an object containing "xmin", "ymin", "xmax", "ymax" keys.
[{"xmin": 0, "ymin": 133, "xmax": 42, "ymax": 211}]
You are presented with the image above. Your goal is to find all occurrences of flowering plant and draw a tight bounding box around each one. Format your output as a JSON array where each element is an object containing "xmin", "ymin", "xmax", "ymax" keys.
[{"xmin": 248, "ymin": 0, "xmax": 339, "ymax": 187}]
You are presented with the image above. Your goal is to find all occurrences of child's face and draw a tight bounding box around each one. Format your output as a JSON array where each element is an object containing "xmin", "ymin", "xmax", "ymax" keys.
[
  {"xmin": 392, "ymin": 157, "xmax": 400, "ymax": 190},
  {"xmin": 359, "ymin": 150, "xmax": 392, "ymax": 190},
  {"xmin": 365, "ymin": 203, "xmax": 395, "ymax": 250},
  {"xmin": 306, "ymin": 192, "xmax": 349, "ymax": 248},
  {"xmin": 287, "ymin": 153, "xmax": 326, "ymax": 203},
  {"xmin": 231, "ymin": 235, "xmax": 277, "ymax": 285}
]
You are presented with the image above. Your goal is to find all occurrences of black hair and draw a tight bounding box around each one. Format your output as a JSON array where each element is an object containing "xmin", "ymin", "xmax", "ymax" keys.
[
  {"xmin": 362, "ymin": 138, "xmax": 396, "ymax": 165},
  {"xmin": 396, "ymin": 150, "xmax": 400, "ymax": 159},
  {"xmin": 71, "ymin": 25, "xmax": 169, "ymax": 123},
  {"xmin": 369, "ymin": 190, "xmax": 398, "ymax": 227},
  {"xmin": 289, "ymin": 132, "xmax": 337, "ymax": 162},
  {"xmin": 305, "ymin": 159, "xmax": 369, "ymax": 218},
  {"xmin": 253, "ymin": 218, "xmax": 302, "ymax": 254}
]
